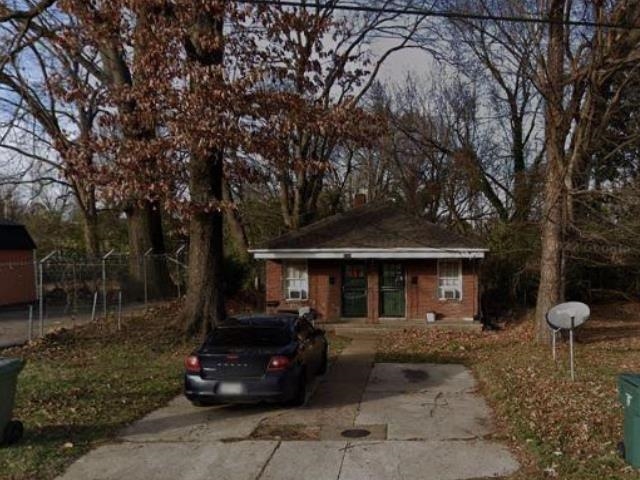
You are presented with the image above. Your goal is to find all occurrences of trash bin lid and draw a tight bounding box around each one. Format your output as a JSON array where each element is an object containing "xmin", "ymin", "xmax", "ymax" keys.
[
  {"xmin": 620, "ymin": 373, "xmax": 640, "ymax": 388},
  {"xmin": 0, "ymin": 358, "xmax": 24, "ymax": 376}
]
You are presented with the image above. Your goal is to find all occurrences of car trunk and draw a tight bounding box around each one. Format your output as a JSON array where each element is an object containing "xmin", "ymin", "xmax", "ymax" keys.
[
  {"xmin": 199, "ymin": 350, "xmax": 276, "ymax": 379},
  {"xmin": 198, "ymin": 326, "xmax": 293, "ymax": 379}
]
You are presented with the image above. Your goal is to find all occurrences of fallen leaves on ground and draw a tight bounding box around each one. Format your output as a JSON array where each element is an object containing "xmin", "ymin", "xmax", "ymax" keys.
[{"xmin": 377, "ymin": 305, "xmax": 640, "ymax": 479}]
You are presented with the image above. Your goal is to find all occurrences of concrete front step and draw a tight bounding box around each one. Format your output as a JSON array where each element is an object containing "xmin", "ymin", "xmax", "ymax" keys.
[{"xmin": 322, "ymin": 320, "xmax": 482, "ymax": 335}]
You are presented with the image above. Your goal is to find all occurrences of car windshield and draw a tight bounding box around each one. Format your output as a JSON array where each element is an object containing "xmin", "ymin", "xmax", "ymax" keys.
[{"xmin": 207, "ymin": 327, "xmax": 292, "ymax": 347}]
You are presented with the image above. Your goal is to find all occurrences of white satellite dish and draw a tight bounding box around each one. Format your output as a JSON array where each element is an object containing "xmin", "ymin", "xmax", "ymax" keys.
[
  {"xmin": 546, "ymin": 301, "xmax": 590, "ymax": 381},
  {"xmin": 546, "ymin": 302, "xmax": 590, "ymax": 330}
]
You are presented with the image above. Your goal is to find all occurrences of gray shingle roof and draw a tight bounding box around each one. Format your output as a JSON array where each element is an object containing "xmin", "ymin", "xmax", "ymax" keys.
[
  {"xmin": 0, "ymin": 221, "xmax": 37, "ymax": 250},
  {"xmin": 258, "ymin": 202, "xmax": 485, "ymax": 250}
]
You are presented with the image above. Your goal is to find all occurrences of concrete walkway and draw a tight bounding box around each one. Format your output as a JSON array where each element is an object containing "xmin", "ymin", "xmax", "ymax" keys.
[
  {"xmin": 57, "ymin": 334, "xmax": 519, "ymax": 480},
  {"xmin": 260, "ymin": 334, "xmax": 377, "ymax": 428}
]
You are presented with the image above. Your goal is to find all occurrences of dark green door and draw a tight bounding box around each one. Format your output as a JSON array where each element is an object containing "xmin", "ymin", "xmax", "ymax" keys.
[
  {"xmin": 380, "ymin": 263, "xmax": 405, "ymax": 317},
  {"xmin": 342, "ymin": 263, "xmax": 367, "ymax": 317}
]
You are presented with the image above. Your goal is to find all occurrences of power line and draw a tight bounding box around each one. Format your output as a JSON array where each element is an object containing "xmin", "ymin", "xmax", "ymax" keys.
[{"xmin": 235, "ymin": 0, "xmax": 640, "ymax": 31}]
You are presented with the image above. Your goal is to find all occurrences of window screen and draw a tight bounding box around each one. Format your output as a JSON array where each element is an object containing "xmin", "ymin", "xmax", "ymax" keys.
[
  {"xmin": 438, "ymin": 260, "xmax": 462, "ymax": 300},
  {"xmin": 284, "ymin": 262, "xmax": 308, "ymax": 300}
]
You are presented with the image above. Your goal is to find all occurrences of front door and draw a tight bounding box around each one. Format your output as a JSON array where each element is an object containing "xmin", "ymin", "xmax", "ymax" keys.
[
  {"xmin": 379, "ymin": 263, "xmax": 405, "ymax": 317},
  {"xmin": 342, "ymin": 263, "xmax": 367, "ymax": 317}
]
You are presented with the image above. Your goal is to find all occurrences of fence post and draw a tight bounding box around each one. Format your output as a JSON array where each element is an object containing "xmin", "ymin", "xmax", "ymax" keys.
[
  {"xmin": 91, "ymin": 291, "xmax": 98, "ymax": 322},
  {"xmin": 102, "ymin": 249, "xmax": 115, "ymax": 319},
  {"xmin": 28, "ymin": 304, "xmax": 33, "ymax": 342},
  {"xmin": 175, "ymin": 244, "xmax": 186, "ymax": 298},
  {"xmin": 117, "ymin": 290, "xmax": 122, "ymax": 331},
  {"xmin": 143, "ymin": 248, "xmax": 153, "ymax": 305},
  {"xmin": 38, "ymin": 250, "xmax": 57, "ymax": 338},
  {"xmin": 71, "ymin": 260, "xmax": 77, "ymax": 327}
]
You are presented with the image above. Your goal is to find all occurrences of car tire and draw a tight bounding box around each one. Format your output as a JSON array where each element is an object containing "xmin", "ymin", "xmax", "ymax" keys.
[
  {"xmin": 2, "ymin": 420, "xmax": 23, "ymax": 445},
  {"xmin": 317, "ymin": 346, "xmax": 328, "ymax": 375},
  {"xmin": 290, "ymin": 371, "xmax": 307, "ymax": 407}
]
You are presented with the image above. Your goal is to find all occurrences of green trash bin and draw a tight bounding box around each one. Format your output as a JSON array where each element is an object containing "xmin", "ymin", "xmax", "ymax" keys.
[
  {"xmin": 618, "ymin": 373, "xmax": 640, "ymax": 467},
  {"xmin": 0, "ymin": 358, "xmax": 25, "ymax": 446}
]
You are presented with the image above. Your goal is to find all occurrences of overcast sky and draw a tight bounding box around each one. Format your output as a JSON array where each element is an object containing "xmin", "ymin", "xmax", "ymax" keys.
[{"xmin": 371, "ymin": 37, "xmax": 434, "ymax": 85}]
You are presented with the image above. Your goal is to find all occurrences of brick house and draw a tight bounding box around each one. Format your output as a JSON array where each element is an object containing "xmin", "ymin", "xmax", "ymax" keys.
[
  {"xmin": 250, "ymin": 202, "xmax": 487, "ymax": 324},
  {"xmin": 0, "ymin": 220, "xmax": 37, "ymax": 306}
]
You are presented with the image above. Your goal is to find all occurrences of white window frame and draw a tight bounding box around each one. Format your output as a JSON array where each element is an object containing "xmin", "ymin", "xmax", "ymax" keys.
[
  {"xmin": 283, "ymin": 261, "xmax": 309, "ymax": 301},
  {"xmin": 437, "ymin": 259, "xmax": 462, "ymax": 301}
]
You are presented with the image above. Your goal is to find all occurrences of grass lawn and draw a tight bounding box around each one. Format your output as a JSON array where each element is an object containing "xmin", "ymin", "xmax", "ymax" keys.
[
  {"xmin": 376, "ymin": 303, "xmax": 640, "ymax": 479},
  {"xmin": 0, "ymin": 304, "xmax": 192, "ymax": 480},
  {"xmin": 0, "ymin": 306, "xmax": 349, "ymax": 480}
]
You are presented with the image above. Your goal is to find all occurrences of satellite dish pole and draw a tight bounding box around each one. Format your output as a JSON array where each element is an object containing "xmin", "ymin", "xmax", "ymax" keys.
[
  {"xmin": 569, "ymin": 315, "xmax": 575, "ymax": 381},
  {"xmin": 546, "ymin": 302, "xmax": 590, "ymax": 382}
]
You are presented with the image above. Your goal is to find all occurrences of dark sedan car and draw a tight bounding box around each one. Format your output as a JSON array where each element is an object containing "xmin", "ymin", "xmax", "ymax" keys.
[{"xmin": 184, "ymin": 314, "xmax": 328, "ymax": 406}]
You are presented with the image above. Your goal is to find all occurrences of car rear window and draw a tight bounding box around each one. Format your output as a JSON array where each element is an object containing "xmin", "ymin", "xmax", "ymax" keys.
[{"xmin": 207, "ymin": 327, "xmax": 292, "ymax": 347}]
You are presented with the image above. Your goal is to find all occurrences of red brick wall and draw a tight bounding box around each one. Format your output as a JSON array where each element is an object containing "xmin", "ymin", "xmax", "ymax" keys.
[
  {"xmin": 308, "ymin": 260, "xmax": 342, "ymax": 322},
  {"xmin": 264, "ymin": 259, "xmax": 341, "ymax": 322},
  {"xmin": 406, "ymin": 259, "xmax": 478, "ymax": 320},
  {"xmin": 264, "ymin": 258, "xmax": 480, "ymax": 323},
  {"xmin": 0, "ymin": 250, "xmax": 36, "ymax": 306},
  {"xmin": 265, "ymin": 260, "xmax": 283, "ymax": 307}
]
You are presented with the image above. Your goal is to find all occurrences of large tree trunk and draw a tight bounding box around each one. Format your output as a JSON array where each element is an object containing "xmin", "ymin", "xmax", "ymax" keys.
[
  {"xmin": 126, "ymin": 201, "xmax": 174, "ymax": 300},
  {"xmin": 183, "ymin": 150, "xmax": 226, "ymax": 336},
  {"xmin": 535, "ymin": 160, "xmax": 564, "ymax": 342},
  {"xmin": 223, "ymin": 180, "xmax": 250, "ymax": 262},
  {"xmin": 534, "ymin": 0, "xmax": 566, "ymax": 343},
  {"xmin": 181, "ymin": 8, "xmax": 226, "ymax": 336},
  {"xmin": 81, "ymin": 209, "xmax": 101, "ymax": 258},
  {"xmin": 73, "ymin": 179, "xmax": 101, "ymax": 258}
]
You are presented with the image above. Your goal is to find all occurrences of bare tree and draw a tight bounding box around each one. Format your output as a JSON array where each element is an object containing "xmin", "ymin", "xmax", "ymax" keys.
[
  {"xmin": 406, "ymin": 0, "xmax": 544, "ymax": 224},
  {"xmin": 534, "ymin": 0, "xmax": 640, "ymax": 341},
  {"xmin": 365, "ymin": 73, "xmax": 499, "ymax": 226},
  {"xmin": 0, "ymin": 0, "xmax": 58, "ymax": 74},
  {"xmin": 249, "ymin": 1, "xmax": 430, "ymax": 230},
  {"xmin": 0, "ymin": 13, "xmax": 103, "ymax": 256}
]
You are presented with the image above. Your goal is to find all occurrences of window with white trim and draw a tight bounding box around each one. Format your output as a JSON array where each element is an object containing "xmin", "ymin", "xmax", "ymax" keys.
[
  {"xmin": 438, "ymin": 260, "xmax": 462, "ymax": 300},
  {"xmin": 284, "ymin": 261, "xmax": 308, "ymax": 300}
]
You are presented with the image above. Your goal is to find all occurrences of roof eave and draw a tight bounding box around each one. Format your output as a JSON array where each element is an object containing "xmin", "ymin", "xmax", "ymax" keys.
[{"xmin": 249, "ymin": 248, "xmax": 487, "ymax": 260}]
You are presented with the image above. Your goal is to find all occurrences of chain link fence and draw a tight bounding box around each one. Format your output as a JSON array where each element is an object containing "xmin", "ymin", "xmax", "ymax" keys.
[{"xmin": 0, "ymin": 250, "xmax": 187, "ymax": 347}]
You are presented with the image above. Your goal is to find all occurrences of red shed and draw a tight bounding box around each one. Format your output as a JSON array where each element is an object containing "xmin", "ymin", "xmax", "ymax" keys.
[{"xmin": 0, "ymin": 220, "xmax": 37, "ymax": 306}]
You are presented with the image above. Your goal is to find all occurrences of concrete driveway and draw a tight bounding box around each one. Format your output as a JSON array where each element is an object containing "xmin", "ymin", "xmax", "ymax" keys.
[{"xmin": 57, "ymin": 335, "xmax": 519, "ymax": 480}]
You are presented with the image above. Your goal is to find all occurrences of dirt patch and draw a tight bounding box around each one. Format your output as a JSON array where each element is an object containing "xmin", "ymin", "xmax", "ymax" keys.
[
  {"xmin": 250, "ymin": 423, "xmax": 320, "ymax": 441},
  {"xmin": 402, "ymin": 368, "xmax": 429, "ymax": 383}
]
